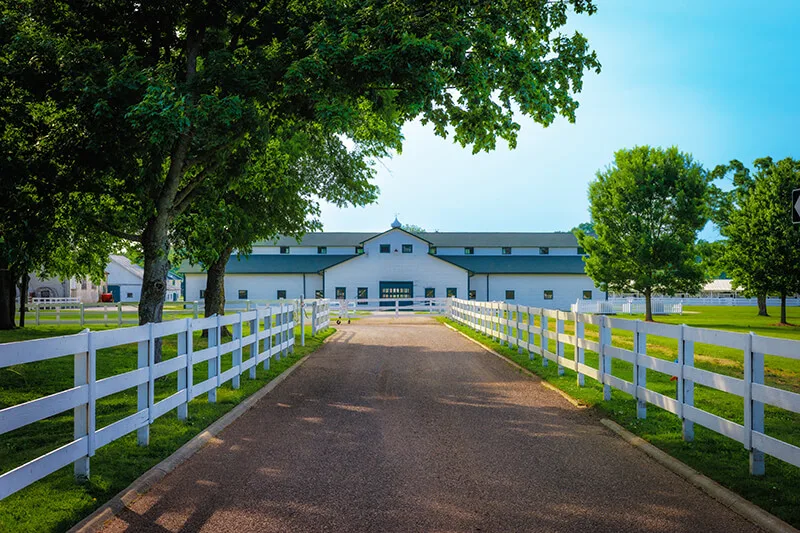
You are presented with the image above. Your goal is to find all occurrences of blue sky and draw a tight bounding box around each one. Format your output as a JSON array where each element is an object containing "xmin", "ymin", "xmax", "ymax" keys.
[{"xmin": 319, "ymin": 0, "xmax": 800, "ymax": 237}]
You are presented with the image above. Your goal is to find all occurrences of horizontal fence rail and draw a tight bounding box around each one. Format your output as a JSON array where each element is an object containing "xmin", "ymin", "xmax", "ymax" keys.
[
  {"xmin": 330, "ymin": 297, "xmax": 448, "ymax": 318},
  {"xmin": 571, "ymin": 299, "xmax": 683, "ymax": 315},
  {"xmin": 448, "ymin": 298, "xmax": 800, "ymax": 476},
  {"xmin": 0, "ymin": 300, "xmax": 331, "ymax": 500},
  {"xmin": 601, "ymin": 297, "xmax": 800, "ymax": 308}
]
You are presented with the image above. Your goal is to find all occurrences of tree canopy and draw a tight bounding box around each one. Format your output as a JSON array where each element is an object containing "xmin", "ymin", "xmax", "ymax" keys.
[{"xmin": 577, "ymin": 146, "xmax": 710, "ymax": 321}]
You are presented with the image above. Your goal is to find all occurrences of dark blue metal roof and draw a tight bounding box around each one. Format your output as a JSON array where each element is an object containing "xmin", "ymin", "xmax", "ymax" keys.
[
  {"xmin": 179, "ymin": 255, "xmax": 357, "ymax": 274},
  {"xmin": 437, "ymin": 255, "xmax": 587, "ymax": 274}
]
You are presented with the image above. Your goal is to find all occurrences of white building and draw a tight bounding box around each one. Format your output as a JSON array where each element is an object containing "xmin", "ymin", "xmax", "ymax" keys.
[
  {"xmin": 106, "ymin": 255, "xmax": 183, "ymax": 302},
  {"xmin": 26, "ymin": 275, "xmax": 102, "ymax": 303},
  {"xmin": 180, "ymin": 220, "xmax": 602, "ymax": 309}
]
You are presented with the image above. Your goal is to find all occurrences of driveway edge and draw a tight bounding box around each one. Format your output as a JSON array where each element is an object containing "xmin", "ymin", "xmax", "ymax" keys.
[
  {"xmin": 69, "ymin": 333, "xmax": 334, "ymax": 533},
  {"xmin": 441, "ymin": 320, "xmax": 798, "ymax": 533}
]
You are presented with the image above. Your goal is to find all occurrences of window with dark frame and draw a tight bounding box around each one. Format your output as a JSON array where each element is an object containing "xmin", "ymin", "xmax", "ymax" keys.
[
  {"xmin": 200, "ymin": 290, "xmax": 205, "ymax": 299},
  {"xmin": 502, "ymin": 247, "xmax": 512, "ymax": 255},
  {"xmin": 318, "ymin": 246, "xmax": 327, "ymax": 254},
  {"xmin": 357, "ymin": 287, "xmax": 368, "ymax": 303},
  {"xmin": 505, "ymin": 290, "xmax": 515, "ymax": 300},
  {"xmin": 277, "ymin": 290, "xmax": 286, "ymax": 299},
  {"xmin": 315, "ymin": 290, "xmax": 324, "ymax": 299},
  {"xmin": 446, "ymin": 287, "xmax": 457, "ymax": 298},
  {"xmin": 583, "ymin": 290, "xmax": 592, "ymax": 300},
  {"xmin": 238, "ymin": 290, "xmax": 248, "ymax": 299},
  {"xmin": 126, "ymin": 292, "xmax": 133, "ymax": 298},
  {"xmin": 544, "ymin": 290, "xmax": 554, "ymax": 300},
  {"xmin": 355, "ymin": 245, "xmax": 364, "ymax": 255},
  {"xmin": 402, "ymin": 244, "xmax": 413, "ymax": 253},
  {"xmin": 380, "ymin": 244, "xmax": 390, "ymax": 253},
  {"xmin": 468, "ymin": 290, "xmax": 477, "ymax": 300},
  {"xmin": 425, "ymin": 288, "xmax": 435, "ymax": 298},
  {"xmin": 336, "ymin": 287, "xmax": 346, "ymax": 299},
  {"xmin": 280, "ymin": 246, "xmax": 290, "ymax": 254},
  {"xmin": 429, "ymin": 246, "xmax": 437, "ymax": 255},
  {"xmin": 539, "ymin": 247, "xmax": 549, "ymax": 255},
  {"xmin": 464, "ymin": 247, "xmax": 474, "ymax": 255}
]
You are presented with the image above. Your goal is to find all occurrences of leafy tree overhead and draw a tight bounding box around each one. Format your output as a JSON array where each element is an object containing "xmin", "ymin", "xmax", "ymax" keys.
[
  {"xmin": 401, "ymin": 224, "xmax": 427, "ymax": 235},
  {"xmin": 722, "ymin": 158, "xmax": 800, "ymax": 324},
  {"xmin": 3, "ymin": 1, "xmax": 601, "ymax": 332},
  {"xmin": 577, "ymin": 146, "xmax": 710, "ymax": 321},
  {"xmin": 696, "ymin": 239, "xmax": 727, "ymax": 280}
]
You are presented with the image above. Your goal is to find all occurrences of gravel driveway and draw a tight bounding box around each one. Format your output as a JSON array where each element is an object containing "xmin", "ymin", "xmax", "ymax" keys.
[{"xmin": 102, "ymin": 315, "xmax": 759, "ymax": 532}]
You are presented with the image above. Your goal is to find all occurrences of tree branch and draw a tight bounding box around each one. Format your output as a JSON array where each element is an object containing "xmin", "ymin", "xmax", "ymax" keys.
[
  {"xmin": 173, "ymin": 161, "xmax": 221, "ymax": 215},
  {"xmin": 92, "ymin": 219, "xmax": 143, "ymax": 242}
]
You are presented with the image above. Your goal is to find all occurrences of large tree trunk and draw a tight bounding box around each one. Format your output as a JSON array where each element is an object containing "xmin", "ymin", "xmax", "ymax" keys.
[
  {"xmin": 780, "ymin": 291, "xmax": 788, "ymax": 325},
  {"xmin": 139, "ymin": 219, "xmax": 171, "ymax": 362},
  {"xmin": 644, "ymin": 288, "xmax": 653, "ymax": 322},
  {"xmin": 757, "ymin": 292, "xmax": 768, "ymax": 317},
  {"xmin": 0, "ymin": 265, "xmax": 15, "ymax": 330},
  {"xmin": 204, "ymin": 246, "xmax": 233, "ymax": 319},
  {"xmin": 18, "ymin": 273, "xmax": 29, "ymax": 328}
]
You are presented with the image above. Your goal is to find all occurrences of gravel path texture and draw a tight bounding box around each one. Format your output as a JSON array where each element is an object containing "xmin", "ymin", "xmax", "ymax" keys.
[{"xmin": 102, "ymin": 315, "xmax": 760, "ymax": 533}]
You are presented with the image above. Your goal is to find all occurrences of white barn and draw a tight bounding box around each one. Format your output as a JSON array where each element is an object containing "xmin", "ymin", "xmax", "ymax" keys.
[{"xmin": 180, "ymin": 220, "xmax": 602, "ymax": 309}]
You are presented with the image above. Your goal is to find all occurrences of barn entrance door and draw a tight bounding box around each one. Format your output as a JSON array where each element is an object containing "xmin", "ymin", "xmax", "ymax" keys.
[{"xmin": 379, "ymin": 281, "xmax": 413, "ymax": 307}]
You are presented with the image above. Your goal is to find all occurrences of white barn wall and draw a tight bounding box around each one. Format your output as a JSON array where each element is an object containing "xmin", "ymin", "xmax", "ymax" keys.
[
  {"xmin": 185, "ymin": 273, "xmax": 322, "ymax": 301},
  {"xmin": 436, "ymin": 247, "xmax": 579, "ymax": 256},
  {"xmin": 487, "ymin": 274, "xmax": 599, "ymax": 310},
  {"xmin": 324, "ymin": 230, "xmax": 468, "ymax": 300}
]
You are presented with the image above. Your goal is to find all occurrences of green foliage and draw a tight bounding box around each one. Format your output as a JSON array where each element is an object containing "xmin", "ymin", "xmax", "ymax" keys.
[
  {"xmin": 400, "ymin": 224, "xmax": 426, "ymax": 234},
  {"xmin": 696, "ymin": 239, "xmax": 727, "ymax": 279},
  {"xmin": 578, "ymin": 146, "xmax": 710, "ymax": 316},
  {"xmin": 721, "ymin": 158, "xmax": 800, "ymax": 320}
]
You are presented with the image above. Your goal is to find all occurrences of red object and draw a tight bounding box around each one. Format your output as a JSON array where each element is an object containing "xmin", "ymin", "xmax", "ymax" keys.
[{"xmin": 100, "ymin": 293, "xmax": 113, "ymax": 302}]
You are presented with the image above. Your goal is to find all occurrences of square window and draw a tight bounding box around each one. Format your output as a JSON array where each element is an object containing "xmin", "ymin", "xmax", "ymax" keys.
[
  {"xmin": 199, "ymin": 290, "xmax": 205, "ymax": 299},
  {"xmin": 468, "ymin": 290, "xmax": 476, "ymax": 300},
  {"xmin": 505, "ymin": 290, "xmax": 515, "ymax": 300},
  {"xmin": 446, "ymin": 287, "xmax": 457, "ymax": 298},
  {"xmin": 238, "ymin": 290, "xmax": 248, "ymax": 299},
  {"xmin": 539, "ymin": 247, "xmax": 549, "ymax": 255},
  {"xmin": 355, "ymin": 245, "xmax": 364, "ymax": 255},
  {"xmin": 315, "ymin": 290, "xmax": 324, "ymax": 299},
  {"xmin": 402, "ymin": 244, "xmax": 413, "ymax": 253},
  {"xmin": 336, "ymin": 287, "xmax": 346, "ymax": 299},
  {"xmin": 429, "ymin": 247, "xmax": 437, "ymax": 255},
  {"xmin": 280, "ymin": 246, "xmax": 290, "ymax": 254},
  {"xmin": 544, "ymin": 290, "xmax": 553, "ymax": 300},
  {"xmin": 577, "ymin": 247, "xmax": 585, "ymax": 255},
  {"xmin": 126, "ymin": 292, "xmax": 133, "ymax": 298},
  {"xmin": 583, "ymin": 290, "xmax": 593, "ymax": 300},
  {"xmin": 380, "ymin": 244, "xmax": 390, "ymax": 254},
  {"xmin": 318, "ymin": 246, "xmax": 327, "ymax": 254},
  {"xmin": 358, "ymin": 287, "xmax": 368, "ymax": 303},
  {"xmin": 425, "ymin": 288, "xmax": 435, "ymax": 298},
  {"xmin": 502, "ymin": 247, "xmax": 512, "ymax": 255},
  {"xmin": 464, "ymin": 247, "xmax": 474, "ymax": 255},
  {"xmin": 277, "ymin": 290, "xmax": 286, "ymax": 299}
]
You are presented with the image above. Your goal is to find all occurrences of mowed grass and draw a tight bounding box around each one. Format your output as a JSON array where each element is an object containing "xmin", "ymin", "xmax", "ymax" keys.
[
  {"xmin": 0, "ymin": 321, "xmax": 334, "ymax": 533},
  {"xmin": 442, "ymin": 305, "xmax": 800, "ymax": 528}
]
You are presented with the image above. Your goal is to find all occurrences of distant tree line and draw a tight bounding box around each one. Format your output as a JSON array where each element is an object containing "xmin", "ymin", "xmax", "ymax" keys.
[{"xmin": 577, "ymin": 147, "xmax": 800, "ymax": 323}]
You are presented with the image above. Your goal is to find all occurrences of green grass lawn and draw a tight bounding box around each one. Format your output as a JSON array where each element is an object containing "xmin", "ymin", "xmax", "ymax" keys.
[
  {"xmin": 443, "ymin": 305, "xmax": 800, "ymax": 528},
  {"xmin": 0, "ymin": 321, "xmax": 334, "ymax": 533}
]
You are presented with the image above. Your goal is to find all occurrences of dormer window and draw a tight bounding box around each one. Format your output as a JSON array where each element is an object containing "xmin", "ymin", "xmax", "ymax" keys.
[
  {"xmin": 280, "ymin": 246, "xmax": 290, "ymax": 254},
  {"xmin": 539, "ymin": 247, "xmax": 549, "ymax": 255},
  {"xmin": 317, "ymin": 246, "xmax": 327, "ymax": 254},
  {"xmin": 464, "ymin": 247, "xmax": 474, "ymax": 255}
]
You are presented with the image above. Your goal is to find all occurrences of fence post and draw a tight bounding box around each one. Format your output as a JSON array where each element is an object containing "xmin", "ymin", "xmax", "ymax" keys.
[
  {"xmin": 556, "ymin": 315, "xmax": 565, "ymax": 376},
  {"xmin": 232, "ymin": 312, "xmax": 243, "ymax": 389},
  {"xmin": 682, "ymin": 326, "xmax": 695, "ymax": 441},
  {"xmin": 208, "ymin": 316, "xmax": 220, "ymax": 403},
  {"xmin": 601, "ymin": 317, "xmax": 612, "ymax": 401},
  {"xmin": 311, "ymin": 301, "xmax": 318, "ymax": 336},
  {"xmin": 746, "ymin": 332, "xmax": 765, "ymax": 475},
  {"xmin": 117, "ymin": 302, "xmax": 123, "ymax": 326},
  {"xmin": 527, "ymin": 308, "xmax": 535, "ymax": 361},
  {"xmin": 395, "ymin": 299, "xmax": 399, "ymax": 318},
  {"xmin": 136, "ymin": 326, "xmax": 150, "ymax": 446},
  {"xmin": 264, "ymin": 307, "xmax": 272, "ymax": 370},
  {"xmin": 80, "ymin": 303, "xmax": 85, "ymax": 327},
  {"xmin": 74, "ymin": 330, "xmax": 93, "ymax": 479},
  {"xmin": 250, "ymin": 309, "xmax": 260, "ymax": 379},
  {"xmin": 635, "ymin": 322, "xmax": 647, "ymax": 419},
  {"xmin": 193, "ymin": 301, "xmax": 199, "ymax": 319},
  {"xmin": 300, "ymin": 298, "xmax": 306, "ymax": 346},
  {"xmin": 516, "ymin": 305, "xmax": 523, "ymax": 354},
  {"xmin": 541, "ymin": 312, "xmax": 549, "ymax": 368},
  {"xmin": 103, "ymin": 304, "xmax": 108, "ymax": 325},
  {"xmin": 177, "ymin": 320, "xmax": 190, "ymax": 420},
  {"xmin": 35, "ymin": 303, "xmax": 40, "ymax": 325},
  {"xmin": 246, "ymin": 299, "xmax": 251, "ymax": 312},
  {"xmin": 575, "ymin": 312, "xmax": 585, "ymax": 387},
  {"xmin": 288, "ymin": 303, "xmax": 295, "ymax": 354},
  {"xmin": 56, "ymin": 305, "xmax": 61, "ymax": 324}
]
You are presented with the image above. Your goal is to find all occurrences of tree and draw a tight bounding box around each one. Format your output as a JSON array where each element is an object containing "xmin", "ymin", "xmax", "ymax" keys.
[
  {"xmin": 174, "ymin": 126, "xmax": 379, "ymax": 319},
  {"xmin": 723, "ymin": 158, "xmax": 800, "ymax": 324},
  {"xmin": 571, "ymin": 222, "xmax": 595, "ymax": 238},
  {"xmin": 401, "ymin": 224, "xmax": 427, "ymax": 235},
  {"xmin": 4, "ymin": 1, "xmax": 601, "ymax": 334},
  {"xmin": 696, "ymin": 239, "xmax": 727, "ymax": 280},
  {"xmin": 577, "ymin": 146, "xmax": 710, "ymax": 321}
]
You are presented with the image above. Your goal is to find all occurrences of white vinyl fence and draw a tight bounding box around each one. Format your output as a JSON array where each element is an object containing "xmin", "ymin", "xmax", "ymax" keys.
[
  {"xmin": 571, "ymin": 299, "xmax": 683, "ymax": 315},
  {"xmin": 0, "ymin": 300, "xmax": 331, "ymax": 500},
  {"xmin": 330, "ymin": 297, "xmax": 448, "ymax": 321},
  {"xmin": 605, "ymin": 297, "xmax": 800, "ymax": 308},
  {"xmin": 449, "ymin": 298, "xmax": 800, "ymax": 476}
]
